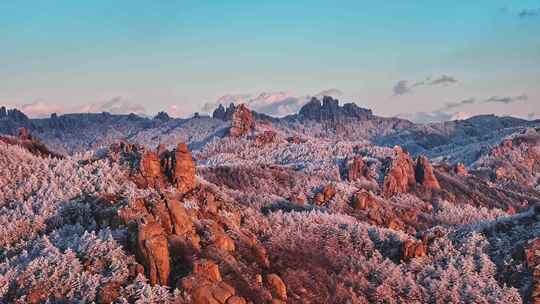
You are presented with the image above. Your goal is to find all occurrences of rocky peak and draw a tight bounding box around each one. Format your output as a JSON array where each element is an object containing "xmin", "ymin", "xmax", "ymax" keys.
[
  {"xmin": 382, "ymin": 147, "xmax": 416, "ymax": 198},
  {"xmin": 415, "ymin": 156, "xmax": 441, "ymax": 190},
  {"xmin": 298, "ymin": 96, "xmax": 373, "ymax": 122},
  {"xmin": 229, "ymin": 104, "xmax": 255, "ymax": 137},
  {"xmin": 154, "ymin": 111, "xmax": 171, "ymax": 121},
  {"xmin": 212, "ymin": 103, "xmax": 237, "ymax": 121},
  {"xmin": 0, "ymin": 107, "xmax": 29, "ymax": 122},
  {"xmin": 110, "ymin": 142, "xmax": 196, "ymax": 194}
]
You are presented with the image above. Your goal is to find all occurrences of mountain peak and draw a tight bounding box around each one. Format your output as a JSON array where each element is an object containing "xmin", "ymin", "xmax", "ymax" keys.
[{"xmin": 298, "ymin": 96, "xmax": 373, "ymax": 122}]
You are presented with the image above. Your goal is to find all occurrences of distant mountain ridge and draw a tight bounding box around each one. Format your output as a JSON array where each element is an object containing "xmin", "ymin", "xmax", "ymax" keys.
[{"xmin": 1, "ymin": 98, "xmax": 538, "ymax": 163}]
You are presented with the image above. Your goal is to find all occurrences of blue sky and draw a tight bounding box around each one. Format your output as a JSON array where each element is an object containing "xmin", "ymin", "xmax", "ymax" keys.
[{"xmin": 0, "ymin": 1, "xmax": 539, "ymax": 121}]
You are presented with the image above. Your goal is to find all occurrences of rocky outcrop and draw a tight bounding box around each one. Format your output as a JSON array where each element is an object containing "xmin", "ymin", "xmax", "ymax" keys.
[
  {"xmin": 345, "ymin": 156, "xmax": 371, "ymax": 182},
  {"xmin": 136, "ymin": 221, "xmax": 170, "ymax": 285},
  {"xmin": 351, "ymin": 189, "xmax": 378, "ymax": 210},
  {"xmin": 313, "ymin": 184, "xmax": 337, "ymax": 205},
  {"xmin": 153, "ymin": 111, "xmax": 171, "ymax": 121},
  {"xmin": 170, "ymin": 143, "xmax": 197, "ymax": 194},
  {"xmin": 229, "ymin": 104, "xmax": 255, "ymax": 137},
  {"xmin": 415, "ymin": 156, "xmax": 441, "ymax": 190},
  {"xmin": 111, "ymin": 142, "xmax": 196, "ymax": 194},
  {"xmin": 180, "ymin": 259, "xmax": 247, "ymax": 304},
  {"xmin": 138, "ymin": 150, "xmax": 167, "ymax": 189},
  {"xmin": 382, "ymin": 147, "xmax": 416, "ymax": 198},
  {"xmin": 401, "ymin": 239, "xmax": 427, "ymax": 260},
  {"xmin": 0, "ymin": 107, "xmax": 29, "ymax": 122},
  {"xmin": 383, "ymin": 147, "xmax": 441, "ymax": 197},
  {"xmin": 299, "ymin": 96, "xmax": 373, "ymax": 122},
  {"xmin": 213, "ymin": 103, "xmax": 237, "ymax": 121},
  {"xmin": 120, "ymin": 195, "xmax": 200, "ymax": 286},
  {"xmin": 265, "ymin": 274, "xmax": 287, "ymax": 301}
]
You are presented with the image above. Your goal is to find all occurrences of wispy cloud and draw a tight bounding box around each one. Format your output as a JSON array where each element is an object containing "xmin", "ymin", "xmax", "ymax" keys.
[
  {"xmin": 392, "ymin": 75, "xmax": 458, "ymax": 96},
  {"xmin": 442, "ymin": 98, "xmax": 475, "ymax": 111},
  {"xmin": 4, "ymin": 101, "xmax": 66, "ymax": 118},
  {"xmin": 399, "ymin": 96, "xmax": 474, "ymax": 123},
  {"xmin": 518, "ymin": 8, "xmax": 540, "ymax": 18},
  {"xmin": 429, "ymin": 75, "xmax": 458, "ymax": 85},
  {"xmin": 78, "ymin": 97, "xmax": 147, "ymax": 115},
  {"xmin": 484, "ymin": 94, "xmax": 528, "ymax": 104}
]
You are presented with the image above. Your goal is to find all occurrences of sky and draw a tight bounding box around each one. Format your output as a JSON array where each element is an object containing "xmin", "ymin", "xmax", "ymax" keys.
[{"xmin": 0, "ymin": 1, "xmax": 539, "ymax": 122}]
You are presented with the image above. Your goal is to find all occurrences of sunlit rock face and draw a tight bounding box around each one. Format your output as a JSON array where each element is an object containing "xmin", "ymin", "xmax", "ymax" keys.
[{"xmin": 229, "ymin": 104, "xmax": 256, "ymax": 137}]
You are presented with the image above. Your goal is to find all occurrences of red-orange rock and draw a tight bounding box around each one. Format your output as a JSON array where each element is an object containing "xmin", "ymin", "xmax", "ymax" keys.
[
  {"xmin": 313, "ymin": 184, "xmax": 337, "ymax": 205},
  {"xmin": 136, "ymin": 221, "xmax": 170, "ymax": 286},
  {"xmin": 165, "ymin": 197, "xmax": 195, "ymax": 236},
  {"xmin": 266, "ymin": 274, "xmax": 287, "ymax": 301},
  {"xmin": 193, "ymin": 259, "xmax": 222, "ymax": 282},
  {"xmin": 402, "ymin": 239, "xmax": 427, "ymax": 260},
  {"xmin": 212, "ymin": 232, "xmax": 236, "ymax": 252},
  {"xmin": 172, "ymin": 143, "xmax": 197, "ymax": 194},
  {"xmin": 382, "ymin": 147, "xmax": 416, "ymax": 198},
  {"xmin": 229, "ymin": 104, "xmax": 255, "ymax": 137},
  {"xmin": 181, "ymin": 259, "xmax": 244, "ymax": 304},
  {"xmin": 415, "ymin": 156, "xmax": 441, "ymax": 190},
  {"xmin": 138, "ymin": 150, "xmax": 166, "ymax": 189},
  {"xmin": 97, "ymin": 281, "xmax": 121, "ymax": 304},
  {"xmin": 346, "ymin": 156, "xmax": 367, "ymax": 182},
  {"xmin": 351, "ymin": 189, "xmax": 378, "ymax": 210},
  {"xmin": 226, "ymin": 296, "xmax": 247, "ymax": 304}
]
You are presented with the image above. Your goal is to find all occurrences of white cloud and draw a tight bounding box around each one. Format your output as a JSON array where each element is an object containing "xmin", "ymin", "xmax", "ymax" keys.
[{"xmin": 78, "ymin": 97, "xmax": 147, "ymax": 116}]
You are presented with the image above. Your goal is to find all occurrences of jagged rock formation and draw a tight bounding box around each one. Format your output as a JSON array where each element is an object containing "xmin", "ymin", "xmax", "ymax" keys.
[
  {"xmin": 313, "ymin": 184, "xmax": 337, "ymax": 205},
  {"xmin": 154, "ymin": 111, "xmax": 171, "ymax": 121},
  {"xmin": 351, "ymin": 189, "xmax": 378, "ymax": 210},
  {"xmin": 382, "ymin": 147, "xmax": 417, "ymax": 197},
  {"xmin": 110, "ymin": 141, "xmax": 196, "ymax": 194},
  {"xmin": 0, "ymin": 106, "xmax": 29, "ymax": 122},
  {"xmin": 415, "ymin": 155, "xmax": 441, "ymax": 190},
  {"xmin": 135, "ymin": 221, "xmax": 170, "ymax": 285},
  {"xmin": 345, "ymin": 156, "xmax": 371, "ymax": 182},
  {"xmin": 162, "ymin": 143, "xmax": 197, "ymax": 194},
  {"xmin": 401, "ymin": 239, "xmax": 427, "ymax": 260},
  {"xmin": 265, "ymin": 274, "xmax": 287, "ymax": 301},
  {"xmin": 212, "ymin": 103, "xmax": 238, "ymax": 121},
  {"xmin": 299, "ymin": 96, "xmax": 373, "ymax": 122},
  {"xmin": 229, "ymin": 104, "xmax": 255, "ymax": 137},
  {"xmin": 383, "ymin": 147, "xmax": 441, "ymax": 197}
]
